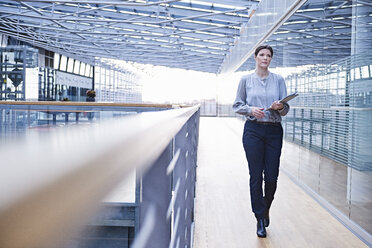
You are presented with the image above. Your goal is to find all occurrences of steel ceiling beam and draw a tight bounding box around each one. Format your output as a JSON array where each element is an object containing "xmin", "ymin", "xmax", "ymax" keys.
[
  {"xmin": 293, "ymin": 13, "xmax": 351, "ymax": 26},
  {"xmin": 1, "ymin": 0, "xmax": 369, "ymax": 73},
  {"xmin": 12, "ymin": 1, "xmax": 250, "ymax": 24},
  {"xmin": 0, "ymin": 6, "xmax": 247, "ymax": 29},
  {"xmin": 0, "ymin": 7, "xmax": 242, "ymax": 37},
  {"xmin": 16, "ymin": 0, "xmax": 182, "ymax": 6},
  {"xmin": 0, "ymin": 18, "xmax": 233, "ymax": 48},
  {"xmin": 179, "ymin": 0, "xmax": 257, "ymax": 7},
  {"xmin": 1, "ymin": 0, "xmax": 249, "ymax": 74}
]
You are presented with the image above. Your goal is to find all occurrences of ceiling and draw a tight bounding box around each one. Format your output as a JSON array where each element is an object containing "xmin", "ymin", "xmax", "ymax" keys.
[
  {"xmin": 0, "ymin": 0, "xmax": 258, "ymax": 73},
  {"xmin": 239, "ymin": 0, "xmax": 372, "ymax": 71},
  {"xmin": 0, "ymin": 0, "xmax": 371, "ymax": 73}
]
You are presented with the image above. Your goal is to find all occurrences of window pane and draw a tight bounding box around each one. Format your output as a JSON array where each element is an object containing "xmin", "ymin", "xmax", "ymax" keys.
[
  {"xmin": 67, "ymin": 58, "xmax": 74, "ymax": 73},
  {"xmin": 60, "ymin": 55, "xmax": 67, "ymax": 71},
  {"xmin": 355, "ymin": 67, "xmax": 361, "ymax": 80},
  {"xmin": 350, "ymin": 68, "xmax": 355, "ymax": 81},
  {"xmin": 80, "ymin": 62, "xmax": 86, "ymax": 76},
  {"xmin": 53, "ymin": 53, "xmax": 60, "ymax": 69},
  {"xmin": 74, "ymin": 61, "xmax": 80, "ymax": 74},
  {"xmin": 361, "ymin": 66, "xmax": 369, "ymax": 78},
  {"xmin": 85, "ymin": 64, "xmax": 91, "ymax": 77}
]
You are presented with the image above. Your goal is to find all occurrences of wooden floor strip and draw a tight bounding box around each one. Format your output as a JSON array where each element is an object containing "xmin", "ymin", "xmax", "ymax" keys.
[{"xmin": 193, "ymin": 117, "xmax": 367, "ymax": 248}]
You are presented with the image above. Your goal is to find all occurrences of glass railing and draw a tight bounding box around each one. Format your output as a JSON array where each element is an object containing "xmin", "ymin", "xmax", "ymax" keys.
[
  {"xmin": 0, "ymin": 102, "xmax": 173, "ymax": 142},
  {"xmin": 280, "ymin": 54, "xmax": 372, "ymax": 244}
]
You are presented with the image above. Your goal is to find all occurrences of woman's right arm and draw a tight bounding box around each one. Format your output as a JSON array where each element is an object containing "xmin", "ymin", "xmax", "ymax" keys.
[{"xmin": 233, "ymin": 77, "xmax": 252, "ymax": 116}]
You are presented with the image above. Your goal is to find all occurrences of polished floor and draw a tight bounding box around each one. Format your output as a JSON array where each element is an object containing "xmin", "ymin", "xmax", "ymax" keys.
[{"xmin": 193, "ymin": 117, "xmax": 368, "ymax": 248}]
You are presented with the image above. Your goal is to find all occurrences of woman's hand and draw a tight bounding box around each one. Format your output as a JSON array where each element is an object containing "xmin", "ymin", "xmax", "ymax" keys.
[
  {"xmin": 270, "ymin": 101, "xmax": 284, "ymax": 111},
  {"xmin": 251, "ymin": 107, "xmax": 265, "ymax": 119}
]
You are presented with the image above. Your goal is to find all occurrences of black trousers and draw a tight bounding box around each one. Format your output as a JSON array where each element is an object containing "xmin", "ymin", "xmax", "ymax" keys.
[{"xmin": 242, "ymin": 120, "xmax": 283, "ymax": 220}]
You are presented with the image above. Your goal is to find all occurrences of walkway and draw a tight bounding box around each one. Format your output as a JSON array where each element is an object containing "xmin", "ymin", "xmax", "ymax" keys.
[{"xmin": 193, "ymin": 117, "xmax": 367, "ymax": 248}]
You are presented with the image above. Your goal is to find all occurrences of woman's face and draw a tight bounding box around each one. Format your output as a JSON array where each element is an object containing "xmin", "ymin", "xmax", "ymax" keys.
[{"xmin": 255, "ymin": 48, "xmax": 272, "ymax": 69}]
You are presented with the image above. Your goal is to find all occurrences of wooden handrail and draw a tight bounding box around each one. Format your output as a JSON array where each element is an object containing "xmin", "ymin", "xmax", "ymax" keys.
[
  {"xmin": 0, "ymin": 105, "xmax": 199, "ymax": 248},
  {"xmin": 0, "ymin": 101, "xmax": 174, "ymax": 108}
]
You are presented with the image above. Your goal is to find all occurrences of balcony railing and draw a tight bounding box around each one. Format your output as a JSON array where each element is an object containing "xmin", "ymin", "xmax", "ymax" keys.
[{"xmin": 0, "ymin": 102, "xmax": 200, "ymax": 248}]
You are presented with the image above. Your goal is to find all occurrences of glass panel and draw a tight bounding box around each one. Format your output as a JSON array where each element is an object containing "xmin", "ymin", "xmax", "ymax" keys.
[
  {"xmin": 220, "ymin": 0, "xmax": 304, "ymax": 73},
  {"xmin": 279, "ymin": 1, "xmax": 372, "ymax": 237},
  {"xmin": 74, "ymin": 60, "xmax": 80, "ymax": 74},
  {"xmin": 85, "ymin": 64, "xmax": 91, "ymax": 77},
  {"xmin": 67, "ymin": 58, "xmax": 74, "ymax": 73},
  {"xmin": 60, "ymin": 55, "xmax": 67, "ymax": 71},
  {"xmin": 93, "ymin": 60, "xmax": 142, "ymax": 103},
  {"xmin": 361, "ymin": 66, "xmax": 369, "ymax": 78},
  {"xmin": 54, "ymin": 53, "xmax": 60, "ymax": 69},
  {"xmin": 80, "ymin": 62, "xmax": 86, "ymax": 76},
  {"xmin": 349, "ymin": 168, "xmax": 372, "ymax": 234}
]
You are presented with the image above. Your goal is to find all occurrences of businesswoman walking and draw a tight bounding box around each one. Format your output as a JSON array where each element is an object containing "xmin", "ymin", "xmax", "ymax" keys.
[{"xmin": 233, "ymin": 45, "xmax": 289, "ymax": 238}]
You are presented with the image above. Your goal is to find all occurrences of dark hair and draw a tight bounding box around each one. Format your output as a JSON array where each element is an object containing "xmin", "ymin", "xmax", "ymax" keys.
[{"xmin": 255, "ymin": 45, "xmax": 273, "ymax": 57}]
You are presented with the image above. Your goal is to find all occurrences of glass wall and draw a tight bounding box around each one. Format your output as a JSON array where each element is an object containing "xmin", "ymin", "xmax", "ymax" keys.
[
  {"xmin": 94, "ymin": 61, "xmax": 142, "ymax": 103},
  {"xmin": 279, "ymin": 1, "xmax": 372, "ymax": 238}
]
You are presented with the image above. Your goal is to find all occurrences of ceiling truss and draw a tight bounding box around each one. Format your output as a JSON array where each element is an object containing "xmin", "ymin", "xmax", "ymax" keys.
[
  {"xmin": 0, "ymin": 0, "xmax": 371, "ymax": 73},
  {"xmin": 238, "ymin": 0, "xmax": 372, "ymax": 71},
  {"xmin": 0, "ymin": 0, "xmax": 257, "ymax": 73}
]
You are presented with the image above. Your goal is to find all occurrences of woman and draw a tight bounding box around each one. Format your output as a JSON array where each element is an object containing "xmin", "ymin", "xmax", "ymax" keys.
[{"xmin": 233, "ymin": 45, "xmax": 289, "ymax": 238}]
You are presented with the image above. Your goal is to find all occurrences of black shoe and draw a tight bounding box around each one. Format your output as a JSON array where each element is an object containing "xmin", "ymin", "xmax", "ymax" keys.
[
  {"xmin": 256, "ymin": 219, "xmax": 266, "ymax": 238},
  {"xmin": 264, "ymin": 209, "xmax": 270, "ymax": 227}
]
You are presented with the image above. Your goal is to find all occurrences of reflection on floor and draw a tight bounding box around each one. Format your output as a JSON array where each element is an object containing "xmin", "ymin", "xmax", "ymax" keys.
[{"xmin": 193, "ymin": 117, "xmax": 369, "ymax": 248}]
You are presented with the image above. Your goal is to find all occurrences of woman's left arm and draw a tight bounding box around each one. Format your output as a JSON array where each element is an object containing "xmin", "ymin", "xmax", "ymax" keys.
[{"xmin": 278, "ymin": 77, "xmax": 290, "ymax": 116}]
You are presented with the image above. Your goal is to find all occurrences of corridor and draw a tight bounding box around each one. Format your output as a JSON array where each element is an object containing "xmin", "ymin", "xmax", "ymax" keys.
[{"xmin": 193, "ymin": 117, "xmax": 367, "ymax": 248}]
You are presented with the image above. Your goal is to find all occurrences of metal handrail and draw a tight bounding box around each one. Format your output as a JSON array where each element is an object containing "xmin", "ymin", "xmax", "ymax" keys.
[{"xmin": 0, "ymin": 104, "xmax": 199, "ymax": 248}]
